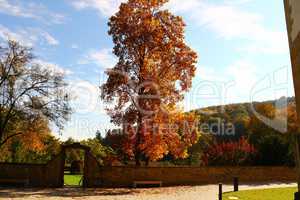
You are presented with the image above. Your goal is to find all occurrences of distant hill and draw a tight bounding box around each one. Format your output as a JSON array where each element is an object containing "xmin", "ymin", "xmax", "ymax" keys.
[{"xmin": 193, "ymin": 96, "xmax": 295, "ymax": 140}]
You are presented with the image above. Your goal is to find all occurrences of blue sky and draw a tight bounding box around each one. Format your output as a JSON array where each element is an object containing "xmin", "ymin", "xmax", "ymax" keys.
[{"xmin": 0, "ymin": 0, "xmax": 294, "ymax": 140}]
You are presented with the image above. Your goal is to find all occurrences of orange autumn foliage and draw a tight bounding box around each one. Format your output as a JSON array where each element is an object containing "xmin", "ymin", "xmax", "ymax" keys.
[
  {"xmin": 121, "ymin": 109, "xmax": 200, "ymax": 162},
  {"xmin": 1, "ymin": 118, "xmax": 52, "ymax": 154},
  {"xmin": 138, "ymin": 111, "xmax": 199, "ymax": 161},
  {"xmin": 17, "ymin": 119, "xmax": 51, "ymax": 152},
  {"xmin": 101, "ymin": 0, "xmax": 198, "ymax": 165}
]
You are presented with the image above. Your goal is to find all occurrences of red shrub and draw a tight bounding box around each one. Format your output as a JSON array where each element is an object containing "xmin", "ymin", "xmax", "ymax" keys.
[{"xmin": 202, "ymin": 137, "xmax": 257, "ymax": 166}]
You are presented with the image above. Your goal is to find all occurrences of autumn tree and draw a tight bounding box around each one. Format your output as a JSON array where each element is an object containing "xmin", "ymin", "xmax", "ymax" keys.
[
  {"xmin": 102, "ymin": 129, "xmax": 129, "ymax": 163},
  {"xmin": 0, "ymin": 40, "xmax": 72, "ymax": 147},
  {"xmin": 202, "ymin": 137, "xmax": 256, "ymax": 166},
  {"xmin": 101, "ymin": 0, "xmax": 199, "ymax": 166},
  {"xmin": 0, "ymin": 118, "xmax": 61, "ymax": 163}
]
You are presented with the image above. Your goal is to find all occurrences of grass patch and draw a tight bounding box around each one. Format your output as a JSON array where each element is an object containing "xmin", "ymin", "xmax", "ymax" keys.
[
  {"xmin": 64, "ymin": 173, "xmax": 83, "ymax": 186},
  {"xmin": 223, "ymin": 187, "xmax": 297, "ymax": 200}
]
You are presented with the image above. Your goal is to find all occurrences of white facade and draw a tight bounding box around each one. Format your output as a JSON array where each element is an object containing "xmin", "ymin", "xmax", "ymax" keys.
[{"xmin": 289, "ymin": 0, "xmax": 300, "ymax": 42}]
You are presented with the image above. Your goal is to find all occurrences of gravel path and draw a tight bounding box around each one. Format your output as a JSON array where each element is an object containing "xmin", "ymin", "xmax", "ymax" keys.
[{"xmin": 0, "ymin": 183, "xmax": 296, "ymax": 200}]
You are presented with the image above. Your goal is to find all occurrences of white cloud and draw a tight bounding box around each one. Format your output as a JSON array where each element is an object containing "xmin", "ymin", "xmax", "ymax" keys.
[
  {"xmin": 0, "ymin": 0, "xmax": 36, "ymax": 18},
  {"xmin": 67, "ymin": 79, "xmax": 109, "ymax": 116},
  {"xmin": 55, "ymin": 79, "xmax": 115, "ymax": 140},
  {"xmin": 186, "ymin": 60, "xmax": 268, "ymax": 110},
  {"xmin": 166, "ymin": 0, "xmax": 260, "ymax": 39},
  {"xmin": 79, "ymin": 48, "xmax": 117, "ymax": 69},
  {"xmin": 223, "ymin": 0, "xmax": 254, "ymax": 5},
  {"xmin": 71, "ymin": 44, "xmax": 79, "ymax": 49},
  {"xmin": 69, "ymin": 0, "xmax": 288, "ymax": 54},
  {"xmin": 185, "ymin": 59, "xmax": 294, "ymax": 111},
  {"xmin": 237, "ymin": 31, "xmax": 288, "ymax": 54},
  {"xmin": 68, "ymin": 80, "xmax": 100, "ymax": 113},
  {"xmin": 0, "ymin": 0, "xmax": 66, "ymax": 24},
  {"xmin": 0, "ymin": 25, "xmax": 34, "ymax": 46},
  {"xmin": 197, "ymin": 5, "xmax": 262, "ymax": 39},
  {"xmin": 164, "ymin": 0, "xmax": 201, "ymax": 13},
  {"xmin": 34, "ymin": 59, "xmax": 73, "ymax": 76},
  {"xmin": 226, "ymin": 60, "xmax": 258, "ymax": 93},
  {"xmin": 166, "ymin": 0, "xmax": 289, "ymax": 54},
  {"xmin": 69, "ymin": 0, "xmax": 126, "ymax": 17},
  {"xmin": 40, "ymin": 31, "xmax": 59, "ymax": 46},
  {"xmin": 0, "ymin": 25, "xmax": 59, "ymax": 46}
]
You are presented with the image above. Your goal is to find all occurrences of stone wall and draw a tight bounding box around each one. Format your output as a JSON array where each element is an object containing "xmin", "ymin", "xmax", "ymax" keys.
[
  {"xmin": 45, "ymin": 152, "xmax": 64, "ymax": 187},
  {"xmin": 88, "ymin": 166, "xmax": 297, "ymax": 187},
  {"xmin": 0, "ymin": 149, "xmax": 297, "ymax": 188},
  {"xmin": 0, "ymin": 143, "xmax": 94, "ymax": 187},
  {"xmin": 0, "ymin": 152, "xmax": 64, "ymax": 187},
  {"xmin": 0, "ymin": 163, "xmax": 47, "ymax": 187},
  {"xmin": 84, "ymin": 151, "xmax": 103, "ymax": 187}
]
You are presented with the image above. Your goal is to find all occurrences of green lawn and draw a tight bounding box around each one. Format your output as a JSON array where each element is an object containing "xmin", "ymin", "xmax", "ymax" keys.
[
  {"xmin": 64, "ymin": 173, "xmax": 83, "ymax": 186},
  {"xmin": 223, "ymin": 187, "xmax": 297, "ymax": 200}
]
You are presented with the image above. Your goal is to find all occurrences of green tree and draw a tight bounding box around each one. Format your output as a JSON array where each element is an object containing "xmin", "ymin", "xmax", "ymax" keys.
[
  {"xmin": 82, "ymin": 138, "xmax": 110, "ymax": 165},
  {"xmin": 63, "ymin": 138, "xmax": 83, "ymax": 164},
  {"xmin": 248, "ymin": 103, "xmax": 294, "ymax": 166}
]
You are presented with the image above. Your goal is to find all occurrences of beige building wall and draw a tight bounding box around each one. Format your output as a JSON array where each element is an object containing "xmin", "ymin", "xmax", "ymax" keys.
[
  {"xmin": 289, "ymin": 0, "xmax": 300, "ymax": 42},
  {"xmin": 284, "ymin": 0, "xmax": 300, "ymax": 116}
]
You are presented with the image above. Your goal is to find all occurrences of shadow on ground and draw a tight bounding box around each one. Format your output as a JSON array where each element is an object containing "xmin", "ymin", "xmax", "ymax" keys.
[{"xmin": 0, "ymin": 188, "xmax": 141, "ymax": 198}]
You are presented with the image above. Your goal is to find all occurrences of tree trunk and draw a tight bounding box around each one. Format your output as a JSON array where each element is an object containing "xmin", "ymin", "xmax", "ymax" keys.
[
  {"xmin": 145, "ymin": 157, "xmax": 150, "ymax": 167},
  {"xmin": 294, "ymin": 134, "xmax": 300, "ymax": 193},
  {"xmin": 0, "ymin": 128, "xmax": 3, "ymax": 147},
  {"xmin": 135, "ymin": 113, "xmax": 142, "ymax": 166},
  {"xmin": 135, "ymin": 151, "xmax": 141, "ymax": 166}
]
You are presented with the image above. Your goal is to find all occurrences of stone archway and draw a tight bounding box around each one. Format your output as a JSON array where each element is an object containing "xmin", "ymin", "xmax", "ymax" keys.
[{"xmin": 60, "ymin": 143, "xmax": 91, "ymax": 187}]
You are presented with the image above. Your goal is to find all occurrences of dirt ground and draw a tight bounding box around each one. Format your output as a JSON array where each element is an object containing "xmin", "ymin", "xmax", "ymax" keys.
[{"xmin": 0, "ymin": 183, "xmax": 296, "ymax": 200}]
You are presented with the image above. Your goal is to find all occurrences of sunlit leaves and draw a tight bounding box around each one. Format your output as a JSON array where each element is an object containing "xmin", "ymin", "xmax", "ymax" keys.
[{"xmin": 101, "ymin": 0, "xmax": 198, "ymax": 164}]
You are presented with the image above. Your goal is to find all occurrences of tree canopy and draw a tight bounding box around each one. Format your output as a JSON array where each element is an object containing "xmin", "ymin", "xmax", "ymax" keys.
[
  {"xmin": 0, "ymin": 40, "xmax": 72, "ymax": 147},
  {"xmin": 101, "ymin": 0, "xmax": 199, "ymax": 165}
]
